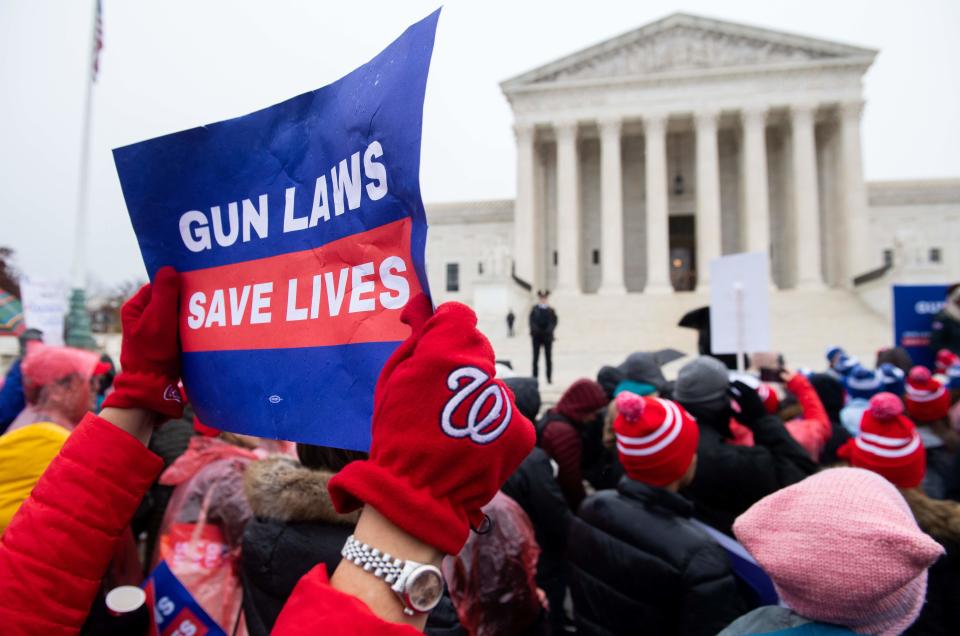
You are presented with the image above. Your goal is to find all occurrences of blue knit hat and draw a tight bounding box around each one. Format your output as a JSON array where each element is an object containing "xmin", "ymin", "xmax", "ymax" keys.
[
  {"xmin": 834, "ymin": 354, "xmax": 860, "ymax": 377},
  {"xmin": 878, "ymin": 363, "xmax": 906, "ymax": 396},
  {"xmin": 845, "ymin": 365, "xmax": 883, "ymax": 401},
  {"xmin": 826, "ymin": 346, "xmax": 845, "ymax": 365}
]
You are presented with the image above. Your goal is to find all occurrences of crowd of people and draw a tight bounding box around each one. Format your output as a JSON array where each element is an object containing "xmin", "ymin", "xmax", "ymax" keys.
[{"xmin": 0, "ymin": 273, "xmax": 960, "ymax": 635}]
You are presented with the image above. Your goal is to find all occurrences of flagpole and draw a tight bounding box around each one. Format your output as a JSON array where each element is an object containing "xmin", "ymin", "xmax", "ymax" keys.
[{"xmin": 65, "ymin": 0, "xmax": 99, "ymax": 349}]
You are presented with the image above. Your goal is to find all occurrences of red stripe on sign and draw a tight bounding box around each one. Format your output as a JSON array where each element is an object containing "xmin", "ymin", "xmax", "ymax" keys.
[{"xmin": 180, "ymin": 217, "xmax": 420, "ymax": 352}]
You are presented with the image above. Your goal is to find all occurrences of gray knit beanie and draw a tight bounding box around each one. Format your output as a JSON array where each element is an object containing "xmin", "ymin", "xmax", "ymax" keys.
[{"xmin": 674, "ymin": 356, "xmax": 730, "ymax": 406}]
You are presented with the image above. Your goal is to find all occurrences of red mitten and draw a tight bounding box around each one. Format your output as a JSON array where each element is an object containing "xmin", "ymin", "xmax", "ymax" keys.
[
  {"xmin": 102, "ymin": 266, "xmax": 184, "ymax": 419},
  {"xmin": 329, "ymin": 295, "xmax": 536, "ymax": 555}
]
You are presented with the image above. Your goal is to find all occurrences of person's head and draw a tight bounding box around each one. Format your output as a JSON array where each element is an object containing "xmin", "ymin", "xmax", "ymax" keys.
[
  {"xmin": 613, "ymin": 391, "xmax": 699, "ymax": 490},
  {"xmin": 18, "ymin": 328, "xmax": 43, "ymax": 357},
  {"xmin": 617, "ymin": 352, "xmax": 668, "ymax": 392},
  {"xmin": 296, "ymin": 443, "xmax": 368, "ymax": 472},
  {"xmin": 555, "ymin": 379, "xmax": 608, "ymax": 424},
  {"xmin": 844, "ymin": 364, "xmax": 883, "ymax": 402},
  {"xmin": 832, "ymin": 353, "xmax": 859, "ymax": 377},
  {"xmin": 904, "ymin": 366, "xmax": 951, "ymax": 424},
  {"xmin": 807, "ymin": 372, "xmax": 845, "ymax": 422},
  {"xmin": 838, "ymin": 393, "xmax": 926, "ymax": 489},
  {"xmin": 877, "ymin": 362, "xmax": 906, "ymax": 397},
  {"xmin": 673, "ymin": 356, "xmax": 730, "ymax": 416},
  {"xmin": 536, "ymin": 289, "xmax": 550, "ymax": 304},
  {"xmin": 946, "ymin": 283, "xmax": 960, "ymax": 308},
  {"xmin": 825, "ymin": 345, "xmax": 845, "ymax": 368},
  {"xmin": 596, "ymin": 365, "xmax": 626, "ymax": 399},
  {"xmin": 935, "ymin": 349, "xmax": 960, "ymax": 375},
  {"xmin": 734, "ymin": 468, "xmax": 943, "ymax": 636},
  {"xmin": 502, "ymin": 377, "xmax": 541, "ymax": 422},
  {"xmin": 875, "ymin": 346, "xmax": 913, "ymax": 375},
  {"xmin": 20, "ymin": 343, "xmax": 104, "ymax": 425}
]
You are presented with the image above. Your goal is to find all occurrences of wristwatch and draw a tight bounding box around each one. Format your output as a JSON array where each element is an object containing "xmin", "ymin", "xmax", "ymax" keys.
[{"xmin": 341, "ymin": 534, "xmax": 445, "ymax": 616}]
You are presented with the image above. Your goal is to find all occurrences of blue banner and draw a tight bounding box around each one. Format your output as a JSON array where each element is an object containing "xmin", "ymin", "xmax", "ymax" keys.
[
  {"xmin": 892, "ymin": 284, "xmax": 949, "ymax": 370},
  {"xmin": 143, "ymin": 561, "xmax": 225, "ymax": 636},
  {"xmin": 113, "ymin": 11, "xmax": 439, "ymax": 450}
]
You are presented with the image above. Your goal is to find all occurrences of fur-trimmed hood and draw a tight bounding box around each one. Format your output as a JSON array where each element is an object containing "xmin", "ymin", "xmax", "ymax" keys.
[
  {"xmin": 902, "ymin": 487, "xmax": 960, "ymax": 543},
  {"xmin": 244, "ymin": 456, "xmax": 359, "ymax": 525}
]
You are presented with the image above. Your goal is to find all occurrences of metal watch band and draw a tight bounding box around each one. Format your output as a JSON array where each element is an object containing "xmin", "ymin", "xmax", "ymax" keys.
[{"xmin": 341, "ymin": 534, "xmax": 405, "ymax": 584}]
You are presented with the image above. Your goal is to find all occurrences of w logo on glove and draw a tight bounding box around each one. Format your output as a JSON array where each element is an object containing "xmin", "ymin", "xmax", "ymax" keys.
[{"xmin": 440, "ymin": 367, "xmax": 513, "ymax": 445}]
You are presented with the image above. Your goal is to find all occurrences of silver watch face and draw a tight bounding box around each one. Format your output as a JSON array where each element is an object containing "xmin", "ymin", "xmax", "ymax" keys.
[{"xmin": 404, "ymin": 565, "xmax": 444, "ymax": 612}]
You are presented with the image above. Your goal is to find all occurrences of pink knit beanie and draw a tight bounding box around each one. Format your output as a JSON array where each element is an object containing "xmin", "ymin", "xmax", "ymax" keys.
[{"xmin": 733, "ymin": 468, "xmax": 943, "ymax": 636}]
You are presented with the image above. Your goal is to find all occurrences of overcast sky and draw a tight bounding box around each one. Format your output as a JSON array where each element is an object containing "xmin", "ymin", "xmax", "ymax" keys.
[{"xmin": 1, "ymin": 0, "xmax": 958, "ymax": 289}]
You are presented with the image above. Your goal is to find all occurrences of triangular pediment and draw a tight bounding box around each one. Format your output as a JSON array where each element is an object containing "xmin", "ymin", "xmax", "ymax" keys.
[{"xmin": 502, "ymin": 13, "xmax": 876, "ymax": 90}]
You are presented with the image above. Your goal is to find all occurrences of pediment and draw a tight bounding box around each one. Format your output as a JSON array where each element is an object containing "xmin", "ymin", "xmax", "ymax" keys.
[{"xmin": 503, "ymin": 13, "xmax": 876, "ymax": 90}]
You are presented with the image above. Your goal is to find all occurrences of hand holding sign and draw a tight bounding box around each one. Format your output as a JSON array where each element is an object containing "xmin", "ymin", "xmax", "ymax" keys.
[
  {"xmin": 329, "ymin": 296, "xmax": 536, "ymax": 556},
  {"xmin": 113, "ymin": 12, "xmax": 440, "ymax": 449}
]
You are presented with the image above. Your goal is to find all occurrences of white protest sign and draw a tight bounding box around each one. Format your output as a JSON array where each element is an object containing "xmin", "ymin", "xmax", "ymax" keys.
[
  {"xmin": 709, "ymin": 252, "xmax": 770, "ymax": 362},
  {"xmin": 20, "ymin": 276, "xmax": 68, "ymax": 346}
]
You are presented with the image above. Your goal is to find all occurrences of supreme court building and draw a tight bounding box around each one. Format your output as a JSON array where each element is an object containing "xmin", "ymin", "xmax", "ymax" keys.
[{"xmin": 426, "ymin": 14, "xmax": 960, "ymax": 328}]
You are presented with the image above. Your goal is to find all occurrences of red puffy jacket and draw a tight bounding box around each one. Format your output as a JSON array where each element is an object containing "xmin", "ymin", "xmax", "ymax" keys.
[{"xmin": 0, "ymin": 412, "xmax": 418, "ymax": 635}]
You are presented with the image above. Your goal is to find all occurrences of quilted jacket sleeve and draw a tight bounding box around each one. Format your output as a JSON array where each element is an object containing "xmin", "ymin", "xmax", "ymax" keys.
[{"xmin": 0, "ymin": 412, "xmax": 163, "ymax": 636}]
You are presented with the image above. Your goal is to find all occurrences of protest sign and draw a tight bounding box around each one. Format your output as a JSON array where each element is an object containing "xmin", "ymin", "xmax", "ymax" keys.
[
  {"xmin": 19, "ymin": 276, "xmax": 67, "ymax": 346},
  {"xmin": 892, "ymin": 284, "xmax": 949, "ymax": 369},
  {"xmin": 709, "ymin": 252, "xmax": 770, "ymax": 365},
  {"xmin": 113, "ymin": 11, "xmax": 439, "ymax": 450},
  {"xmin": 143, "ymin": 561, "xmax": 225, "ymax": 636}
]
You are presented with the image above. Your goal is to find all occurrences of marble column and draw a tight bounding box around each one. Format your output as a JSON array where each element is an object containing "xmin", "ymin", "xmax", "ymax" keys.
[
  {"xmin": 790, "ymin": 103, "xmax": 825, "ymax": 289},
  {"xmin": 839, "ymin": 100, "xmax": 870, "ymax": 286},
  {"xmin": 643, "ymin": 114, "xmax": 672, "ymax": 293},
  {"xmin": 695, "ymin": 109, "xmax": 722, "ymax": 289},
  {"xmin": 512, "ymin": 123, "xmax": 537, "ymax": 290},
  {"xmin": 555, "ymin": 120, "xmax": 581, "ymax": 293},
  {"xmin": 741, "ymin": 107, "xmax": 774, "ymax": 284},
  {"xmin": 598, "ymin": 117, "xmax": 626, "ymax": 294}
]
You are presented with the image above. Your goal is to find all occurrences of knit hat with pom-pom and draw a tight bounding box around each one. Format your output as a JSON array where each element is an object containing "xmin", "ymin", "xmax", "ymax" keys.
[
  {"xmin": 838, "ymin": 392, "xmax": 926, "ymax": 488},
  {"xmin": 613, "ymin": 391, "xmax": 699, "ymax": 487},
  {"xmin": 904, "ymin": 366, "xmax": 951, "ymax": 423}
]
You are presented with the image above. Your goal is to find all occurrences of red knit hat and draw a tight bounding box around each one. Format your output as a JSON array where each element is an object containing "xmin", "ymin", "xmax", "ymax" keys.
[
  {"xmin": 904, "ymin": 366, "xmax": 950, "ymax": 423},
  {"xmin": 838, "ymin": 392, "xmax": 925, "ymax": 489},
  {"xmin": 555, "ymin": 379, "xmax": 609, "ymax": 422},
  {"xmin": 613, "ymin": 392, "xmax": 699, "ymax": 487},
  {"xmin": 935, "ymin": 349, "xmax": 960, "ymax": 375}
]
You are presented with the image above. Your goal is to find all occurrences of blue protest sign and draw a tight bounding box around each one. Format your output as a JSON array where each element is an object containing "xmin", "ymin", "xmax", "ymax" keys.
[
  {"xmin": 143, "ymin": 561, "xmax": 225, "ymax": 636},
  {"xmin": 892, "ymin": 284, "xmax": 949, "ymax": 369},
  {"xmin": 113, "ymin": 11, "xmax": 439, "ymax": 450}
]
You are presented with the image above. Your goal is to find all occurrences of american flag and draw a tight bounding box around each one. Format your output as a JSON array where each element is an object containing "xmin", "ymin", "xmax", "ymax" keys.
[{"xmin": 92, "ymin": 0, "xmax": 103, "ymax": 81}]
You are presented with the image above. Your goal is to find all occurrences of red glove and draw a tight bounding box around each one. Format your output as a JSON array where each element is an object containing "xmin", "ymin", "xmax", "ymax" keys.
[
  {"xmin": 329, "ymin": 294, "xmax": 536, "ymax": 555},
  {"xmin": 101, "ymin": 266, "xmax": 184, "ymax": 419}
]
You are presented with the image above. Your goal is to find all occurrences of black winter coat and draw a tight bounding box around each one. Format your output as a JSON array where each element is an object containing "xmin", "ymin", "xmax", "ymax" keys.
[
  {"xmin": 681, "ymin": 409, "xmax": 818, "ymax": 535},
  {"xmin": 931, "ymin": 309, "xmax": 960, "ymax": 357},
  {"xmin": 529, "ymin": 305, "xmax": 558, "ymax": 340},
  {"xmin": 567, "ymin": 478, "xmax": 748, "ymax": 636},
  {"xmin": 501, "ymin": 447, "xmax": 571, "ymax": 556},
  {"xmin": 241, "ymin": 457, "xmax": 464, "ymax": 636}
]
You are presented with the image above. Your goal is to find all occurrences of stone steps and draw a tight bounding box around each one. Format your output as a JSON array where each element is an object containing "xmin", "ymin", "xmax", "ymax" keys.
[{"xmin": 478, "ymin": 289, "xmax": 891, "ymax": 404}]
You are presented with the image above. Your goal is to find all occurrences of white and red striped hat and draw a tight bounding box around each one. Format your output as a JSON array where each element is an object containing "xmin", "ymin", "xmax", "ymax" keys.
[
  {"xmin": 613, "ymin": 392, "xmax": 699, "ymax": 487},
  {"xmin": 904, "ymin": 366, "xmax": 950, "ymax": 423},
  {"xmin": 838, "ymin": 392, "xmax": 925, "ymax": 488}
]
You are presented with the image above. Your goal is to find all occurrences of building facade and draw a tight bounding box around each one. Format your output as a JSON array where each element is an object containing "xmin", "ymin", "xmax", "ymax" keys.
[{"xmin": 426, "ymin": 13, "xmax": 960, "ymax": 320}]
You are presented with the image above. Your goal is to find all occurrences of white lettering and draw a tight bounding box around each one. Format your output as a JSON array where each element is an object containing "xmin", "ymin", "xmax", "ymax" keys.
[
  {"xmin": 331, "ymin": 152, "xmax": 362, "ymax": 216},
  {"xmin": 309, "ymin": 176, "xmax": 330, "ymax": 226},
  {"xmin": 349, "ymin": 262, "xmax": 376, "ymax": 313},
  {"xmin": 180, "ymin": 211, "xmax": 212, "ymax": 252},
  {"xmin": 211, "ymin": 203, "xmax": 239, "ymax": 247},
  {"xmin": 242, "ymin": 194, "xmax": 269, "ymax": 242},
  {"xmin": 286, "ymin": 278, "xmax": 308, "ymax": 321},
  {"xmin": 282, "ymin": 186, "xmax": 307, "ymax": 233},
  {"xmin": 310, "ymin": 274, "xmax": 322, "ymax": 319},
  {"xmin": 379, "ymin": 256, "xmax": 409, "ymax": 309},
  {"xmin": 250, "ymin": 282, "xmax": 273, "ymax": 324},
  {"xmin": 324, "ymin": 268, "xmax": 349, "ymax": 316},
  {"xmin": 364, "ymin": 141, "xmax": 388, "ymax": 201},
  {"xmin": 187, "ymin": 292, "xmax": 206, "ymax": 329},
  {"xmin": 228, "ymin": 286, "xmax": 250, "ymax": 326},
  {"xmin": 204, "ymin": 289, "xmax": 227, "ymax": 327}
]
